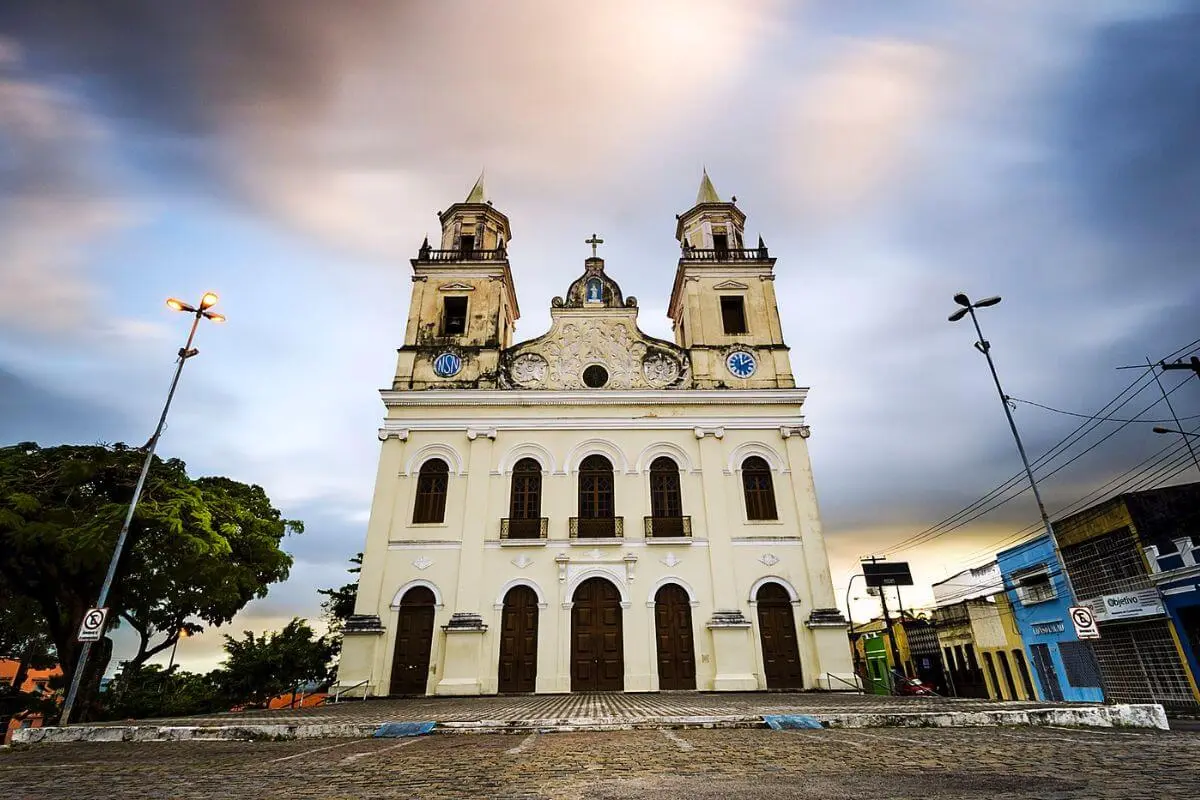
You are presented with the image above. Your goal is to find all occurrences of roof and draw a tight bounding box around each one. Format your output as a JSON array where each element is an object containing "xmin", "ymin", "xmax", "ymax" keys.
[
  {"xmin": 465, "ymin": 171, "xmax": 487, "ymax": 203},
  {"xmin": 696, "ymin": 169, "xmax": 721, "ymax": 204}
]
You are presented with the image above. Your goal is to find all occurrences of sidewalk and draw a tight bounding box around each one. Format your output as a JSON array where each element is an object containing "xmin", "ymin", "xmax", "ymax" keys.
[{"xmin": 13, "ymin": 692, "xmax": 1168, "ymax": 744}]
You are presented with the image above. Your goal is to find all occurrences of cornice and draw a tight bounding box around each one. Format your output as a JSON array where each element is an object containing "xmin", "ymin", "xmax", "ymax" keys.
[
  {"xmin": 379, "ymin": 387, "xmax": 808, "ymax": 408},
  {"xmin": 378, "ymin": 415, "xmax": 808, "ymax": 434}
]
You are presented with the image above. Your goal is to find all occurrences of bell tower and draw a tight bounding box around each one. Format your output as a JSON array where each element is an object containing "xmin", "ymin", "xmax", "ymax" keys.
[
  {"xmin": 395, "ymin": 175, "xmax": 520, "ymax": 389},
  {"xmin": 668, "ymin": 171, "xmax": 794, "ymax": 389}
]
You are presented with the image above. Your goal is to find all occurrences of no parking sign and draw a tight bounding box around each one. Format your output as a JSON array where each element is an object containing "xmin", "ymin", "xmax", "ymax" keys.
[
  {"xmin": 77, "ymin": 607, "xmax": 109, "ymax": 642},
  {"xmin": 1069, "ymin": 605, "xmax": 1100, "ymax": 640}
]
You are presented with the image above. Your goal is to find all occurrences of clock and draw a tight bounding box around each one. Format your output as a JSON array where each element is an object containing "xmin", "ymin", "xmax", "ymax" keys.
[
  {"xmin": 726, "ymin": 350, "xmax": 757, "ymax": 379},
  {"xmin": 433, "ymin": 352, "xmax": 462, "ymax": 378}
]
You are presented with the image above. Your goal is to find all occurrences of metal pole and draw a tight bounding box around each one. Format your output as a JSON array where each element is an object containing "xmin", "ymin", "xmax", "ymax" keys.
[
  {"xmin": 877, "ymin": 583, "xmax": 904, "ymax": 692},
  {"xmin": 964, "ymin": 306, "xmax": 1080, "ymax": 601},
  {"xmin": 1147, "ymin": 356, "xmax": 1200, "ymax": 475},
  {"xmin": 60, "ymin": 311, "xmax": 204, "ymax": 725}
]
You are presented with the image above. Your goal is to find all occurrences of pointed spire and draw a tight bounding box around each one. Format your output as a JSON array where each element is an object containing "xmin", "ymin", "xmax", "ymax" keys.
[
  {"xmin": 696, "ymin": 168, "xmax": 721, "ymax": 205},
  {"xmin": 465, "ymin": 170, "xmax": 487, "ymax": 203}
]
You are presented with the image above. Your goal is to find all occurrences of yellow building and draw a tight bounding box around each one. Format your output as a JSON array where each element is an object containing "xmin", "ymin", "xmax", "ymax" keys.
[{"xmin": 337, "ymin": 174, "xmax": 855, "ymax": 696}]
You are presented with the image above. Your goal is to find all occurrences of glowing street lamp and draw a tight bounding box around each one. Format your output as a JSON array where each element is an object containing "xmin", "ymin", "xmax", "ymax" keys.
[{"xmin": 60, "ymin": 293, "xmax": 226, "ymax": 725}]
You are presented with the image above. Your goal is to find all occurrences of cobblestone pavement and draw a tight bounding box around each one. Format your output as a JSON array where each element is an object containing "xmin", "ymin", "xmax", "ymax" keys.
[
  {"xmin": 92, "ymin": 691, "xmax": 1086, "ymax": 727},
  {"xmin": 2, "ymin": 725, "xmax": 1197, "ymax": 799}
]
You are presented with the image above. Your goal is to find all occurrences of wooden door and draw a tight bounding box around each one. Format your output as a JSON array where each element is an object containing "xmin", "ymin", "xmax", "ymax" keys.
[
  {"xmin": 571, "ymin": 578, "xmax": 624, "ymax": 691},
  {"xmin": 654, "ymin": 584, "xmax": 696, "ymax": 690},
  {"xmin": 498, "ymin": 586, "xmax": 539, "ymax": 693},
  {"xmin": 390, "ymin": 587, "xmax": 435, "ymax": 695},
  {"xmin": 756, "ymin": 583, "xmax": 804, "ymax": 689}
]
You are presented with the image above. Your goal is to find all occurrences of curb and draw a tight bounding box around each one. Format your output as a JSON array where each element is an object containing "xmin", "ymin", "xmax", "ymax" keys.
[{"xmin": 12, "ymin": 703, "xmax": 1167, "ymax": 745}]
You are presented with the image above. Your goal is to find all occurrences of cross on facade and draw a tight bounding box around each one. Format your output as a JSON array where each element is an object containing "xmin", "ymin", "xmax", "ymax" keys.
[{"xmin": 585, "ymin": 233, "xmax": 604, "ymax": 258}]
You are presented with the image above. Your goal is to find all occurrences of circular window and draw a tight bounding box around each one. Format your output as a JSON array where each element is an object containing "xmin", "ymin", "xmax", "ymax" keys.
[{"xmin": 582, "ymin": 364, "xmax": 609, "ymax": 388}]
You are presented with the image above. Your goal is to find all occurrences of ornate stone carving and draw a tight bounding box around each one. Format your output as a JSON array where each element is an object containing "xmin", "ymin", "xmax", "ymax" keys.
[
  {"xmin": 643, "ymin": 351, "xmax": 680, "ymax": 387},
  {"xmin": 412, "ymin": 556, "xmax": 433, "ymax": 570},
  {"xmin": 759, "ymin": 553, "xmax": 780, "ymax": 567},
  {"xmin": 660, "ymin": 552, "xmax": 681, "ymax": 568},
  {"xmin": 511, "ymin": 555, "xmax": 533, "ymax": 569},
  {"xmin": 510, "ymin": 353, "xmax": 548, "ymax": 386},
  {"xmin": 780, "ymin": 425, "xmax": 811, "ymax": 439},
  {"xmin": 505, "ymin": 318, "xmax": 689, "ymax": 390}
]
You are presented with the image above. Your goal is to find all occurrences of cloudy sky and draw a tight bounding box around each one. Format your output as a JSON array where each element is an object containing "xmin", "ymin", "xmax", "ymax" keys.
[{"xmin": 2, "ymin": 1, "xmax": 1198, "ymax": 672}]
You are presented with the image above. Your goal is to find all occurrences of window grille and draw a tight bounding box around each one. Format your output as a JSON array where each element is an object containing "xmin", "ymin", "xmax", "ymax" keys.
[
  {"xmin": 1090, "ymin": 620, "xmax": 1197, "ymax": 711},
  {"xmin": 1058, "ymin": 641, "xmax": 1102, "ymax": 688},
  {"xmin": 1060, "ymin": 527, "xmax": 1150, "ymax": 601}
]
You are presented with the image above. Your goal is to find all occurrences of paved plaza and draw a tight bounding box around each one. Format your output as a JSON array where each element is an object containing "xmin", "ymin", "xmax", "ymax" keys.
[
  {"xmin": 85, "ymin": 691, "xmax": 1098, "ymax": 727},
  {"xmin": 4, "ymin": 724, "xmax": 1198, "ymax": 799}
]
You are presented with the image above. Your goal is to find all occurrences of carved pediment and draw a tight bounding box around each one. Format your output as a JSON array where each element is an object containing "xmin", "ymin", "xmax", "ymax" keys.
[
  {"xmin": 501, "ymin": 316, "xmax": 691, "ymax": 390},
  {"xmin": 712, "ymin": 280, "xmax": 749, "ymax": 290},
  {"xmin": 438, "ymin": 281, "xmax": 475, "ymax": 292}
]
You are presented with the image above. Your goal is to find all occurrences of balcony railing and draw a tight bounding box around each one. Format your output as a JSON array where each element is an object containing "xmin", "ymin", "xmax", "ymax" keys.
[
  {"xmin": 681, "ymin": 246, "xmax": 769, "ymax": 262},
  {"xmin": 644, "ymin": 516, "xmax": 692, "ymax": 538},
  {"xmin": 417, "ymin": 246, "xmax": 507, "ymax": 262},
  {"xmin": 569, "ymin": 517, "xmax": 624, "ymax": 539},
  {"xmin": 500, "ymin": 517, "xmax": 548, "ymax": 540}
]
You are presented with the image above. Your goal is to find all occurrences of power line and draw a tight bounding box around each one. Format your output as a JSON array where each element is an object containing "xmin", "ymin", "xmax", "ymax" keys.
[
  {"xmin": 878, "ymin": 336, "xmax": 1200, "ymax": 558},
  {"xmin": 1007, "ymin": 396, "xmax": 1200, "ymax": 424}
]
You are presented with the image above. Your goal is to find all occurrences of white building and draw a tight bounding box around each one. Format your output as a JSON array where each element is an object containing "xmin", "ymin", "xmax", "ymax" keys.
[{"xmin": 337, "ymin": 173, "xmax": 854, "ymax": 695}]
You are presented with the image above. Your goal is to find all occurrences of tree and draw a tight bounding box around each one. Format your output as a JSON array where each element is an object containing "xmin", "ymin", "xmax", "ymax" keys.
[
  {"xmin": 0, "ymin": 442, "xmax": 300, "ymax": 717},
  {"xmin": 216, "ymin": 619, "xmax": 334, "ymax": 707},
  {"xmin": 318, "ymin": 553, "xmax": 361, "ymax": 665}
]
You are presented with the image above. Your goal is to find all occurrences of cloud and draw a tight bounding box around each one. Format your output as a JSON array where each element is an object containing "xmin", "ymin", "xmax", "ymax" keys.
[
  {"xmin": 778, "ymin": 40, "xmax": 944, "ymax": 218},
  {"xmin": 0, "ymin": 42, "xmax": 133, "ymax": 333}
]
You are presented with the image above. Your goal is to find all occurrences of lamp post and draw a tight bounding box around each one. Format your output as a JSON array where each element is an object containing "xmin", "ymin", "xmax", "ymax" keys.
[
  {"xmin": 947, "ymin": 293, "xmax": 1077, "ymax": 598},
  {"xmin": 60, "ymin": 293, "xmax": 225, "ymax": 725},
  {"xmin": 1152, "ymin": 426, "xmax": 1200, "ymax": 474}
]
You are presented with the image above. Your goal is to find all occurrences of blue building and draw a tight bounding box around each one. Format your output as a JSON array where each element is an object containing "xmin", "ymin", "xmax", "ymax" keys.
[
  {"xmin": 996, "ymin": 535, "xmax": 1103, "ymax": 703},
  {"xmin": 1145, "ymin": 534, "xmax": 1200, "ymax": 689}
]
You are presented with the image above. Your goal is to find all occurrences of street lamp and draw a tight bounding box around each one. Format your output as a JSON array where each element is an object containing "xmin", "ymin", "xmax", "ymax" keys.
[
  {"xmin": 1152, "ymin": 426, "xmax": 1200, "ymax": 439},
  {"xmin": 947, "ymin": 292, "xmax": 1077, "ymax": 597},
  {"xmin": 60, "ymin": 293, "xmax": 226, "ymax": 725}
]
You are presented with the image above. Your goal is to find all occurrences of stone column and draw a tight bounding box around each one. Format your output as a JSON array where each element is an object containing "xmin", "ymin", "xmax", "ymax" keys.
[
  {"xmin": 781, "ymin": 425, "xmax": 855, "ymax": 689},
  {"xmin": 695, "ymin": 427, "xmax": 758, "ymax": 690},
  {"xmin": 337, "ymin": 430, "xmax": 408, "ymax": 696},
  {"xmin": 435, "ymin": 428, "xmax": 495, "ymax": 695}
]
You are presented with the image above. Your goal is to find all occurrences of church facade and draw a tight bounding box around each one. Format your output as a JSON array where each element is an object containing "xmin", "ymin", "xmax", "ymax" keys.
[{"xmin": 338, "ymin": 173, "xmax": 854, "ymax": 696}]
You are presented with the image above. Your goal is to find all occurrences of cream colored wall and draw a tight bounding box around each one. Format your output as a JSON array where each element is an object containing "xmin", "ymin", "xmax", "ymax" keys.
[{"xmin": 338, "ymin": 395, "xmax": 854, "ymax": 696}]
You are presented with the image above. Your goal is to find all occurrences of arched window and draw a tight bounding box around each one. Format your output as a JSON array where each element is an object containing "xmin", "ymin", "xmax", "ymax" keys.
[
  {"xmin": 577, "ymin": 454, "xmax": 616, "ymax": 537},
  {"xmin": 507, "ymin": 458, "xmax": 543, "ymax": 539},
  {"xmin": 741, "ymin": 456, "xmax": 777, "ymax": 520},
  {"xmin": 648, "ymin": 456, "xmax": 684, "ymax": 537},
  {"xmin": 413, "ymin": 458, "xmax": 449, "ymax": 523}
]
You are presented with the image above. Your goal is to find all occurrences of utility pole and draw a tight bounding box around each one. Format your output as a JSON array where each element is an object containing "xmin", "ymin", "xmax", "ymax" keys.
[
  {"xmin": 1147, "ymin": 356, "xmax": 1200, "ymax": 474},
  {"xmin": 862, "ymin": 556, "xmax": 904, "ymax": 688},
  {"xmin": 1160, "ymin": 356, "xmax": 1200, "ymax": 376}
]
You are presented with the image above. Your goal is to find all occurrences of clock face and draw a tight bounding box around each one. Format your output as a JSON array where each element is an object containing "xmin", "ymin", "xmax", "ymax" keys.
[
  {"xmin": 726, "ymin": 350, "xmax": 757, "ymax": 379},
  {"xmin": 433, "ymin": 352, "xmax": 462, "ymax": 378}
]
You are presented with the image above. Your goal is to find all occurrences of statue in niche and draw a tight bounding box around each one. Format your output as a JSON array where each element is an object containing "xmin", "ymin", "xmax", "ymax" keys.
[{"xmin": 586, "ymin": 278, "xmax": 603, "ymax": 303}]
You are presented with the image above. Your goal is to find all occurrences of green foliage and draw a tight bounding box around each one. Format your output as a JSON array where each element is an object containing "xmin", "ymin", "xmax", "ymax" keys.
[
  {"xmin": 217, "ymin": 619, "xmax": 334, "ymax": 707},
  {"xmin": 0, "ymin": 442, "xmax": 300, "ymax": 709},
  {"xmin": 318, "ymin": 553, "xmax": 361, "ymax": 663},
  {"xmin": 100, "ymin": 664, "xmax": 225, "ymax": 720}
]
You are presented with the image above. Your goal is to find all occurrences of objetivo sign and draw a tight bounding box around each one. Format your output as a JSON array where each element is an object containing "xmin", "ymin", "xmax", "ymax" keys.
[{"xmin": 1089, "ymin": 589, "xmax": 1164, "ymax": 622}]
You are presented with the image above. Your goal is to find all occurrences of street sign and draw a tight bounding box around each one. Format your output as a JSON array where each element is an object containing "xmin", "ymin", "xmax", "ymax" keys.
[
  {"xmin": 863, "ymin": 561, "xmax": 913, "ymax": 587},
  {"xmin": 77, "ymin": 607, "xmax": 109, "ymax": 642},
  {"xmin": 1069, "ymin": 605, "xmax": 1100, "ymax": 640}
]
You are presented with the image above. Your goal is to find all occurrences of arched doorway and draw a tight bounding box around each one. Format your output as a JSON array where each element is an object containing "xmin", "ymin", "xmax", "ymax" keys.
[
  {"xmin": 498, "ymin": 585, "xmax": 539, "ymax": 693},
  {"xmin": 390, "ymin": 586, "xmax": 436, "ymax": 695},
  {"xmin": 571, "ymin": 577, "xmax": 624, "ymax": 691},
  {"xmin": 654, "ymin": 584, "xmax": 696, "ymax": 690},
  {"xmin": 755, "ymin": 582, "xmax": 803, "ymax": 689}
]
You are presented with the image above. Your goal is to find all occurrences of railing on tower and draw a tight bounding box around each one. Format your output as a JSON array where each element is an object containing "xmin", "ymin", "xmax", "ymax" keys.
[
  {"xmin": 500, "ymin": 517, "xmax": 549, "ymax": 540},
  {"xmin": 417, "ymin": 244, "xmax": 507, "ymax": 262},
  {"xmin": 569, "ymin": 517, "xmax": 624, "ymax": 539},
  {"xmin": 680, "ymin": 245, "xmax": 769, "ymax": 261},
  {"xmin": 643, "ymin": 516, "xmax": 692, "ymax": 538}
]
